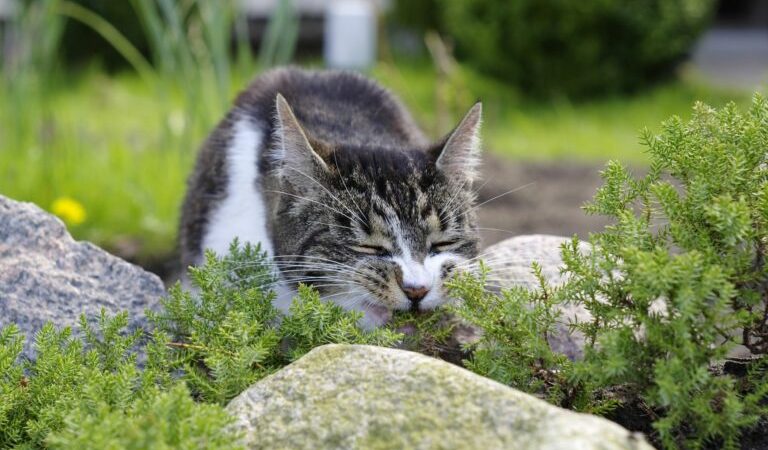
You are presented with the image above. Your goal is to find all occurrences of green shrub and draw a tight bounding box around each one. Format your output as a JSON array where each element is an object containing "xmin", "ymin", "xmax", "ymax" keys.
[
  {"xmin": 572, "ymin": 95, "xmax": 768, "ymax": 448},
  {"xmin": 149, "ymin": 240, "xmax": 401, "ymax": 404},
  {"xmin": 454, "ymin": 96, "xmax": 768, "ymax": 448},
  {"xmin": 0, "ymin": 241, "xmax": 401, "ymax": 448},
  {"xmin": 0, "ymin": 314, "xmax": 237, "ymax": 449},
  {"xmin": 436, "ymin": 0, "xmax": 715, "ymax": 97},
  {"xmin": 448, "ymin": 264, "xmax": 599, "ymax": 411},
  {"xmin": 47, "ymin": 384, "xmax": 239, "ymax": 450}
]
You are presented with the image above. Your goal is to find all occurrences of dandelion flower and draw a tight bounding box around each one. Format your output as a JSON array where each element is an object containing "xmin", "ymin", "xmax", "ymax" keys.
[{"xmin": 51, "ymin": 197, "xmax": 87, "ymax": 226}]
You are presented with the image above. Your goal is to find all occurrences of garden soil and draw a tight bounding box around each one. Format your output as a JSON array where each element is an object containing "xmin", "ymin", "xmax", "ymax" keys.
[{"xmin": 475, "ymin": 154, "xmax": 613, "ymax": 248}]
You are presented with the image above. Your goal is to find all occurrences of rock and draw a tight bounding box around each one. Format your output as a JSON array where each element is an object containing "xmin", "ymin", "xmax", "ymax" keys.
[
  {"xmin": 227, "ymin": 344, "xmax": 652, "ymax": 450},
  {"xmin": 0, "ymin": 195, "xmax": 165, "ymax": 358},
  {"xmin": 482, "ymin": 235, "xmax": 763, "ymax": 364},
  {"xmin": 480, "ymin": 234, "xmax": 592, "ymax": 360},
  {"xmin": 480, "ymin": 234, "xmax": 582, "ymax": 289}
]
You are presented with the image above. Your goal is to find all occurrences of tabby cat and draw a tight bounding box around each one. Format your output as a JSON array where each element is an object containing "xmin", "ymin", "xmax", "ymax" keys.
[{"xmin": 179, "ymin": 68, "xmax": 482, "ymax": 328}]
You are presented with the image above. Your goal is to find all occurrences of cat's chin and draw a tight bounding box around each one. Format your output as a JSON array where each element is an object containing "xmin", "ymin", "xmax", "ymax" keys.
[{"xmin": 357, "ymin": 303, "xmax": 393, "ymax": 330}]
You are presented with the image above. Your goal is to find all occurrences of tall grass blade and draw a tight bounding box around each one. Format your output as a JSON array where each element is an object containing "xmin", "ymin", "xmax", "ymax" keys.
[
  {"xmin": 259, "ymin": 0, "xmax": 298, "ymax": 68},
  {"xmin": 56, "ymin": 1, "xmax": 155, "ymax": 84}
]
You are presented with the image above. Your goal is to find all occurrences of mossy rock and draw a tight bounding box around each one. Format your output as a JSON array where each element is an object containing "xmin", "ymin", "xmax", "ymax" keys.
[{"xmin": 227, "ymin": 344, "xmax": 652, "ymax": 449}]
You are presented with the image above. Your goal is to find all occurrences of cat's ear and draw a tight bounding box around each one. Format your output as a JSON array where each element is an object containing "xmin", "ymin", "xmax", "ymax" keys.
[
  {"xmin": 433, "ymin": 102, "xmax": 482, "ymax": 184},
  {"xmin": 274, "ymin": 93, "xmax": 331, "ymax": 187}
]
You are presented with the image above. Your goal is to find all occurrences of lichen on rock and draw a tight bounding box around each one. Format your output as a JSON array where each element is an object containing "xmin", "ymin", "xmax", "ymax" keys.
[{"xmin": 227, "ymin": 344, "xmax": 652, "ymax": 450}]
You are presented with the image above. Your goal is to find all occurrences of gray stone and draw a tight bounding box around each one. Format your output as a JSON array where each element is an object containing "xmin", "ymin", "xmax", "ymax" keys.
[
  {"xmin": 481, "ymin": 234, "xmax": 592, "ymax": 360},
  {"xmin": 227, "ymin": 344, "xmax": 652, "ymax": 450},
  {"xmin": 0, "ymin": 195, "xmax": 165, "ymax": 358},
  {"xmin": 481, "ymin": 235, "xmax": 762, "ymax": 363}
]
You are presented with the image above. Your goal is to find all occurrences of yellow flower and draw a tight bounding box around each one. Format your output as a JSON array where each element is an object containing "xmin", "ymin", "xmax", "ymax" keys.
[{"xmin": 51, "ymin": 197, "xmax": 87, "ymax": 226}]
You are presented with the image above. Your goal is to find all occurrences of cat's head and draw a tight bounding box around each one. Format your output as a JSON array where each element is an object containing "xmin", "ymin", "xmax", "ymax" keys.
[{"xmin": 269, "ymin": 94, "xmax": 482, "ymax": 325}]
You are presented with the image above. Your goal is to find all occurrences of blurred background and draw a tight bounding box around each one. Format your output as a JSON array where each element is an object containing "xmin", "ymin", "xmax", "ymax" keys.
[{"xmin": 0, "ymin": 0, "xmax": 765, "ymax": 278}]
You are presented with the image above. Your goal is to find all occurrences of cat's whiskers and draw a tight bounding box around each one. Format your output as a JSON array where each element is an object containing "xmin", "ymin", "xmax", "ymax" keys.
[
  {"xmin": 225, "ymin": 261, "xmax": 376, "ymax": 291},
  {"xmin": 261, "ymin": 276, "xmax": 368, "ymax": 291},
  {"xmin": 271, "ymin": 272, "xmax": 369, "ymax": 287},
  {"xmin": 320, "ymin": 288, "xmax": 373, "ymax": 311},
  {"xmin": 231, "ymin": 262, "xmax": 361, "ymax": 279},
  {"xmin": 270, "ymin": 254, "xmax": 390, "ymax": 283},
  {"xmin": 450, "ymin": 251, "xmax": 498, "ymax": 266},
  {"xmin": 476, "ymin": 227, "xmax": 519, "ymax": 235},
  {"xmin": 440, "ymin": 181, "xmax": 534, "ymax": 228},
  {"xmin": 455, "ymin": 256, "xmax": 539, "ymax": 268},
  {"xmin": 266, "ymin": 189, "xmax": 362, "ymax": 226},
  {"xmin": 455, "ymin": 246, "xmax": 532, "ymax": 263},
  {"xmin": 438, "ymin": 177, "xmax": 474, "ymax": 225},
  {"xmin": 264, "ymin": 266, "xmax": 359, "ymax": 276},
  {"xmin": 260, "ymin": 261, "xmax": 389, "ymax": 287},
  {"xmin": 464, "ymin": 182, "xmax": 536, "ymax": 215},
  {"xmin": 234, "ymin": 254, "xmax": 364, "ymax": 274},
  {"xmin": 332, "ymin": 151, "xmax": 369, "ymax": 229},
  {"xmin": 271, "ymin": 267, "xmax": 384, "ymax": 285},
  {"xmin": 311, "ymin": 220, "xmax": 356, "ymax": 231},
  {"xmin": 438, "ymin": 176, "xmax": 494, "ymax": 227},
  {"xmin": 285, "ymin": 166, "xmax": 368, "ymax": 227}
]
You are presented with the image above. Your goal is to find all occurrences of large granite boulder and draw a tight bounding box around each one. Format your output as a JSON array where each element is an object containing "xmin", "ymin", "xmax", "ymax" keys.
[
  {"xmin": 0, "ymin": 195, "xmax": 165, "ymax": 358},
  {"xmin": 481, "ymin": 234, "xmax": 591, "ymax": 360},
  {"xmin": 227, "ymin": 344, "xmax": 652, "ymax": 450}
]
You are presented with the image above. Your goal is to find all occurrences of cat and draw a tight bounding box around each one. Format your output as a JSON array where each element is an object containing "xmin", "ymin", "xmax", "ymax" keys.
[{"xmin": 179, "ymin": 68, "xmax": 482, "ymax": 328}]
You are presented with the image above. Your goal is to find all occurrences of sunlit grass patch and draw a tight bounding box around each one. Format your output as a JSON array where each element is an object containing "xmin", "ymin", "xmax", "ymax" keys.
[{"xmin": 374, "ymin": 60, "xmax": 751, "ymax": 163}]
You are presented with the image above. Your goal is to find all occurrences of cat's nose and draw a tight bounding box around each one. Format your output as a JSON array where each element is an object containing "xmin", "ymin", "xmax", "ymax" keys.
[{"xmin": 401, "ymin": 284, "xmax": 430, "ymax": 304}]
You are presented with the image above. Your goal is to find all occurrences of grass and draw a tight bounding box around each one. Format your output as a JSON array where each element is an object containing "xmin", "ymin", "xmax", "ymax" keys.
[
  {"xmin": 1, "ymin": 71, "xmax": 200, "ymax": 262},
  {"xmin": 374, "ymin": 60, "xmax": 751, "ymax": 162},
  {"xmin": 0, "ymin": 56, "xmax": 753, "ymax": 264}
]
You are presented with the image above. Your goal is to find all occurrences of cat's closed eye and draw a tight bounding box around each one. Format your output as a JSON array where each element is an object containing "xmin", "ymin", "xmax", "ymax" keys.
[
  {"xmin": 429, "ymin": 240, "xmax": 459, "ymax": 255},
  {"xmin": 352, "ymin": 244, "xmax": 391, "ymax": 257}
]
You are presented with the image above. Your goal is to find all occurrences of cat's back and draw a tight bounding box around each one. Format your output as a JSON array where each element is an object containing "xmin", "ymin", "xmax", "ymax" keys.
[
  {"xmin": 234, "ymin": 68, "xmax": 428, "ymax": 148},
  {"xmin": 179, "ymin": 68, "xmax": 428, "ymax": 268}
]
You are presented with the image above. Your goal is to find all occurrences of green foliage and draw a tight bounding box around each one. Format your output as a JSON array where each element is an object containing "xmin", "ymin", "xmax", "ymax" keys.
[
  {"xmin": 452, "ymin": 96, "xmax": 768, "ymax": 448},
  {"xmin": 281, "ymin": 285, "xmax": 402, "ymax": 360},
  {"xmin": 258, "ymin": 0, "xmax": 299, "ymax": 68},
  {"xmin": 150, "ymin": 240, "xmax": 401, "ymax": 404},
  {"xmin": 148, "ymin": 241, "xmax": 282, "ymax": 404},
  {"xmin": 0, "ymin": 240, "xmax": 402, "ymax": 448},
  {"xmin": 58, "ymin": 0, "xmax": 149, "ymax": 68},
  {"xmin": 571, "ymin": 96, "xmax": 768, "ymax": 448},
  {"xmin": 449, "ymin": 264, "xmax": 586, "ymax": 407},
  {"xmin": 389, "ymin": 0, "xmax": 442, "ymax": 34},
  {"xmin": 436, "ymin": 0, "xmax": 715, "ymax": 97},
  {"xmin": 389, "ymin": 309, "xmax": 457, "ymax": 359},
  {"xmin": 46, "ymin": 384, "xmax": 239, "ymax": 450},
  {"xmin": 0, "ymin": 313, "xmax": 238, "ymax": 449}
]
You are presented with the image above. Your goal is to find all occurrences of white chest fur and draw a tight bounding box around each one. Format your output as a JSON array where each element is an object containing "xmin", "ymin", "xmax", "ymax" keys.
[
  {"xmin": 201, "ymin": 117, "xmax": 274, "ymax": 260},
  {"xmin": 198, "ymin": 116, "xmax": 300, "ymax": 314},
  {"xmin": 200, "ymin": 117, "xmax": 296, "ymax": 312}
]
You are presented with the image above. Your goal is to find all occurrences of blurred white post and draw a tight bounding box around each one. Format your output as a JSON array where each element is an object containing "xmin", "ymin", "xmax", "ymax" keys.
[
  {"xmin": 0, "ymin": 0, "xmax": 15, "ymax": 18},
  {"xmin": 324, "ymin": 0, "xmax": 376, "ymax": 70}
]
